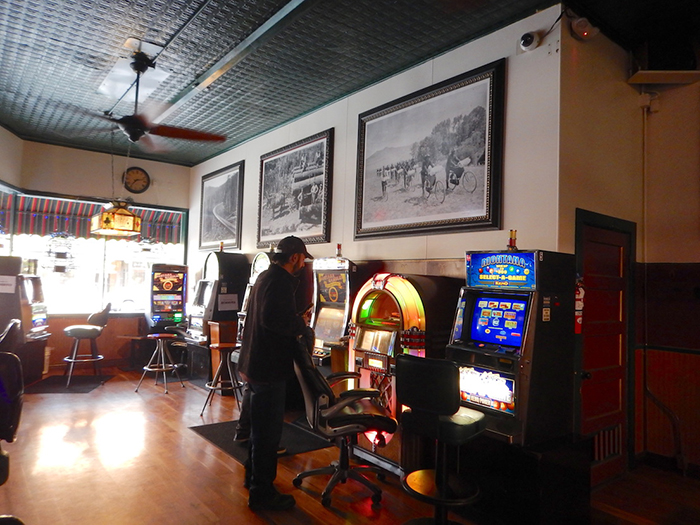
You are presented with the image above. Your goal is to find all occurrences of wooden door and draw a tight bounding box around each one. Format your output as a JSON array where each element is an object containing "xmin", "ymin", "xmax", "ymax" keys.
[{"xmin": 578, "ymin": 221, "xmax": 633, "ymax": 486}]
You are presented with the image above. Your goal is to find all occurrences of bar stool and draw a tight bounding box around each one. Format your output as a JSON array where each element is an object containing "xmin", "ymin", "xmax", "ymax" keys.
[
  {"xmin": 135, "ymin": 333, "xmax": 185, "ymax": 394},
  {"xmin": 200, "ymin": 342, "xmax": 244, "ymax": 415},
  {"xmin": 63, "ymin": 303, "xmax": 110, "ymax": 388}
]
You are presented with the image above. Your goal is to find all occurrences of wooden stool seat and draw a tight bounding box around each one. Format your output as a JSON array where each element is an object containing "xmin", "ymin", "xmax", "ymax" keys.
[{"xmin": 135, "ymin": 333, "xmax": 185, "ymax": 394}]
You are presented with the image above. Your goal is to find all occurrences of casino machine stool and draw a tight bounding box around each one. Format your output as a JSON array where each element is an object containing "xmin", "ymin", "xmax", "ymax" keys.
[
  {"xmin": 396, "ymin": 354, "xmax": 487, "ymax": 525},
  {"xmin": 62, "ymin": 303, "xmax": 110, "ymax": 388},
  {"xmin": 135, "ymin": 333, "xmax": 185, "ymax": 394}
]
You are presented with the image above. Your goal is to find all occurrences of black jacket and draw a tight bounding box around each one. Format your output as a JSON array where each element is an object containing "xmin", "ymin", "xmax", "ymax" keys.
[{"xmin": 238, "ymin": 263, "xmax": 307, "ymax": 383}]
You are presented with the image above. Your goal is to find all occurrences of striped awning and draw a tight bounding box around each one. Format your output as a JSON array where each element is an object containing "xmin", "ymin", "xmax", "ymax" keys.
[{"xmin": 13, "ymin": 195, "xmax": 184, "ymax": 243}]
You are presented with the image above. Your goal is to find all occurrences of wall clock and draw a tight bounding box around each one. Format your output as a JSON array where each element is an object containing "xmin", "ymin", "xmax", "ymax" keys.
[{"xmin": 122, "ymin": 167, "xmax": 151, "ymax": 194}]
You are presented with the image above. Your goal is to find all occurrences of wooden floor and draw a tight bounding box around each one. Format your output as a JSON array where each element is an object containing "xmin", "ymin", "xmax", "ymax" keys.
[{"xmin": 1, "ymin": 368, "xmax": 699, "ymax": 524}]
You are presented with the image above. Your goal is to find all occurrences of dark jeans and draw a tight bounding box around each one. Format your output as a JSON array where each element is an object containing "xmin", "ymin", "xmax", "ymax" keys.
[{"xmin": 246, "ymin": 380, "xmax": 286, "ymax": 495}]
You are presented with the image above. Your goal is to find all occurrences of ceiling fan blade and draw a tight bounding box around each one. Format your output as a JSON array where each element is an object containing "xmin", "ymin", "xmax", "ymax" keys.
[{"xmin": 149, "ymin": 124, "xmax": 226, "ymax": 142}]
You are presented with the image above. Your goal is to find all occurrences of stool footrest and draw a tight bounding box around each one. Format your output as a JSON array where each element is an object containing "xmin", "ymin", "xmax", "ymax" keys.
[
  {"xmin": 401, "ymin": 469, "xmax": 480, "ymax": 507},
  {"xmin": 64, "ymin": 355, "xmax": 104, "ymax": 363},
  {"xmin": 143, "ymin": 363, "xmax": 178, "ymax": 373}
]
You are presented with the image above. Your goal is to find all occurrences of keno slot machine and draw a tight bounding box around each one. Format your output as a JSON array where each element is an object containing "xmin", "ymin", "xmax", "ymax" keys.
[
  {"xmin": 349, "ymin": 272, "xmax": 461, "ymax": 473},
  {"xmin": 446, "ymin": 250, "xmax": 575, "ymax": 447},
  {"xmin": 310, "ymin": 254, "xmax": 355, "ymax": 366},
  {"xmin": 149, "ymin": 264, "xmax": 187, "ymax": 330}
]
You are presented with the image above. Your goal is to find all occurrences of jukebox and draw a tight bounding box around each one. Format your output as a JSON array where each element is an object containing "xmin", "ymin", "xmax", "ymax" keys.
[
  {"xmin": 348, "ymin": 272, "xmax": 462, "ymax": 473},
  {"xmin": 446, "ymin": 250, "xmax": 575, "ymax": 447}
]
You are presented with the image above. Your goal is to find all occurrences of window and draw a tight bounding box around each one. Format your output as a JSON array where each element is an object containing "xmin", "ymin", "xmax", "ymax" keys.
[{"xmin": 5, "ymin": 192, "xmax": 186, "ymax": 314}]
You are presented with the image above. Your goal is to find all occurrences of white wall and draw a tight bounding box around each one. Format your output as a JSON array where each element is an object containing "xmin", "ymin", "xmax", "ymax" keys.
[
  {"xmin": 19, "ymin": 142, "xmax": 190, "ymax": 208},
  {"xmin": 189, "ymin": 6, "xmax": 565, "ymax": 272},
  {"xmin": 0, "ymin": 126, "xmax": 24, "ymax": 187}
]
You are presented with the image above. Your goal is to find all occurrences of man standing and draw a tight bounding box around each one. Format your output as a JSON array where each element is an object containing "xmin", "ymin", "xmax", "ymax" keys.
[{"xmin": 237, "ymin": 235, "xmax": 313, "ymax": 511}]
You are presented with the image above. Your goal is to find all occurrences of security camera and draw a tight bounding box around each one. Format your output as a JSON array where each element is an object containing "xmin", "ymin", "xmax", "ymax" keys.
[{"xmin": 519, "ymin": 32, "xmax": 540, "ymax": 52}]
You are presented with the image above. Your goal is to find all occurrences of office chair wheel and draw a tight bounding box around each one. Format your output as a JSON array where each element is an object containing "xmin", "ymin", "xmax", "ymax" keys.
[
  {"xmin": 371, "ymin": 492, "xmax": 382, "ymax": 505},
  {"xmin": 322, "ymin": 496, "xmax": 332, "ymax": 507},
  {"xmin": 292, "ymin": 477, "xmax": 302, "ymax": 488}
]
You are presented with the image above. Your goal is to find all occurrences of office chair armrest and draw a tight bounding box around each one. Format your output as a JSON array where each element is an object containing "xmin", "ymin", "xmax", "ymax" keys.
[
  {"xmin": 325, "ymin": 371, "xmax": 361, "ymax": 387},
  {"xmin": 321, "ymin": 388, "xmax": 381, "ymax": 419}
]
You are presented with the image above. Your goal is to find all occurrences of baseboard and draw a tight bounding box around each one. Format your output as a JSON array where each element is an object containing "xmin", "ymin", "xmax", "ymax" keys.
[{"xmin": 639, "ymin": 452, "xmax": 700, "ymax": 480}]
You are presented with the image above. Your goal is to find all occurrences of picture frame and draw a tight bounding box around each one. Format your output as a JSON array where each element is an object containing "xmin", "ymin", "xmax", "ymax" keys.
[
  {"xmin": 355, "ymin": 59, "xmax": 505, "ymax": 239},
  {"xmin": 257, "ymin": 128, "xmax": 334, "ymax": 248},
  {"xmin": 199, "ymin": 161, "xmax": 245, "ymax": 250}
]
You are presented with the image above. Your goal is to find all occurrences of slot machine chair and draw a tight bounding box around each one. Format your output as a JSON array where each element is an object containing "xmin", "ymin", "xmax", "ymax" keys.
[
  {"xmin": 63, "ymin": 303, "xmax": 111, "ymax": 388},
  {"xmin": 396, "ymin": 354, "xmax": 487, "ymax": 525},
  {"xmin": 292, "ymin": 348, "xmax": 397, "ymax": 507},
  {"xmin": 0, "ymin": 320, "xmax": 25, "ymax": 525}
]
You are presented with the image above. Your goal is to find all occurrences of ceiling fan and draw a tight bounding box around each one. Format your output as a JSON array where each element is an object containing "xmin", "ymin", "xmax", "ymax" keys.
[{"xmin": 95, "ymin": 50, "xmax": 226, "ymax": 148}]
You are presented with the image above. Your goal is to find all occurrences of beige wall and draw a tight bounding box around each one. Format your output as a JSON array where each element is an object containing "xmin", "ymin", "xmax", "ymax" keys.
[
  {"xmin": 189, "ymin": 6, "xmax": 565, "ymax": 275},
  {"xmin": 18, "ymin": 142, "xmax": 190, "ymax": 209},
  {"xmin": 0, "ymin": 126, "xmax": 24, "ymax": 187},
  {"xmin": 644, "ymin": 83, "xmax": 700, "ymax": 263},
  {"xmin": 558, "ymin": 21, "xmax": 644, "ymax": 256}
]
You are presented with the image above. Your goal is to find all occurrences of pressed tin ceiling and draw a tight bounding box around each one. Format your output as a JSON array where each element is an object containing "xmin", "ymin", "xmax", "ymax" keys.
[{"xmin": 0, "ymin": 0, "xmax": 698, "ymax": 167}]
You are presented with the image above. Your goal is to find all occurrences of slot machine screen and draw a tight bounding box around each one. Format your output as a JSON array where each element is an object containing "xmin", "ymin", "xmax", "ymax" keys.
[
  {"xmin": 459, "ymin": 365, "xmax": 516, "ymax": 415},
  {"xmin": 152, "ymin": 270, "xmax": 186, "ymax": 321},
  {"xmin": 192, "ymin": 280, "xmax": 214, "ymax": 308},
  {"xmin": 315, "ymin": 270, "xmax": 348, "ymax": 305},
  {"xmin": 313, "ymin": 306, "xmax": 346, "ymax": 346},
  {"xmin": 468, "ymin": 293, "xmax": 528, "ymax": 349},
  {"xmin": 22, "ymin": 276, "xmax": 45, "ymax": 304},
  {"xmin": 355, "ymin": 327, "xmax": 396, "ymax": 356}
]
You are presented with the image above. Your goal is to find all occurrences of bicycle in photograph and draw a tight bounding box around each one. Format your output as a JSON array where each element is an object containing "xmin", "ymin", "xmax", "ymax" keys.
[
  {"xmin": 446, "ymin": 168, "xmax": 477, "ymax": 194},
  {"xmin": 423, "ymin": 173, "xmax": 445, "ymax": 204}
]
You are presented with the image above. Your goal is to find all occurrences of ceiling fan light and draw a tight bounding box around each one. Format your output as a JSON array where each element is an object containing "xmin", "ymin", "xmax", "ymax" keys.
[{"xmin": 90, "ymin": 201, "xmax": 141, "ymax": 237}]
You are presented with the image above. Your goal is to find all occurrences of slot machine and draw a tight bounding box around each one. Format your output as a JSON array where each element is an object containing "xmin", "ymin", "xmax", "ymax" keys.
[
  {"xmin": 309, "ymin": 250, "xmax": 356, "ymax": 366},
  {"xmin": 236, "ymin": 252, "xmax": 271, "ymax": 344},
  {"xmin": 188, "ymin": 252, "xmax": 249, "ymax": 342},
  {"xmin": 446, "ymin": 250, "xmax": 575, "ymax": 447},
  {"xmin": 348, "ymin": 272, "xmax": 462, "ymax": 474},
  {"xmin": 0, "ymin": 256, "xmax": 50, "ymax": 384},
  {"xmin": 149, "ymin": 264, "xmax": 187, "ymax": 330},
  {"xmin": 19, "ymin": 275, "xmax": 49, "ymax": 341}
]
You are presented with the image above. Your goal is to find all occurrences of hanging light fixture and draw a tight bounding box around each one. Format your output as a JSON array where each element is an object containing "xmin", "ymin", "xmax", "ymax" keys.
[{"xmin": 90, "ymin": 200, "xmax": 142, "ymax": 237}]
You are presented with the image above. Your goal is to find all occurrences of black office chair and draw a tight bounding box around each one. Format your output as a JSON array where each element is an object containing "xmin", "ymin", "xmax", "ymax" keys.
[
  {"xmin": 396, "ymin": 354, "xmax": 487, "ymax": 525},
  {"xmin": 0, "ymin": 320, "xmax": 25, "ymax": 525},
  {"xmin": 292, "ymin": 346, "xmax": 398, "ymax": 507},
  {"xmin": 63, "ymin": 303, "xmax": 111, "ymax": 387}
]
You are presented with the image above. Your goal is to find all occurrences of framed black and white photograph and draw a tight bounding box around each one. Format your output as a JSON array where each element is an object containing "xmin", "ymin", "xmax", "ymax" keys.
[
  {"xmin": 257, "ymin": 128, "xmax": 334, "ymax": 248},
  {"xmin": 199, "ymin": 161, "xmax": 244, "ymax": 250},
  {"xmin": 355, "ymin": 59, "xmax": 505, "ymax": 239}
]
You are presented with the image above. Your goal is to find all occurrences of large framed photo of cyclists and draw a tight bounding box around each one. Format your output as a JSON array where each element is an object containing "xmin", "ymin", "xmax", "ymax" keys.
[
  {"xmin": 354, "ymin": 59, "xmax": 505, "ymax": 239},
  {"xmin": 199, "ymin": 160, "xmax": 244, "ymax": 250},
  {"xmin": 257, "ymin": 128, "xmax": 334, "ymax": 248}
]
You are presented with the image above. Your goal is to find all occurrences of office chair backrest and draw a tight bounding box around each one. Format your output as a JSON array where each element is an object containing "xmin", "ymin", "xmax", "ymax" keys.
[
  {"xmin": 0, "ymin": 320, "xmax": 22, "ymax": 354},
  {"xmin": 0, "ymin": 322, "xmax": 23, "ymax": 444},
  {"xmin": 293, "ymin": 344, "xmax": 335, "ymax": 430},
  {"xmin": 87, "ymin": 303, "xmax": 111, "ymax": 327},
  {"xmin": 395, "ymin": 354, "xmax": 460, "ymax": 416}
]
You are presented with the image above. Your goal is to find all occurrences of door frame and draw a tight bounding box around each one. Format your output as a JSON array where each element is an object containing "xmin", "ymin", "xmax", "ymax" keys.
[{"xmin": 574, "ymin": 208, "xmax": 637, "ymax": 470}]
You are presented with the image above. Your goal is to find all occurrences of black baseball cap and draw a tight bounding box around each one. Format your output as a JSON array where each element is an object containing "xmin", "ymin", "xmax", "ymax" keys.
[{"xmin": 274, "ymin": 236, "xmax": 314, "ymax": 260}]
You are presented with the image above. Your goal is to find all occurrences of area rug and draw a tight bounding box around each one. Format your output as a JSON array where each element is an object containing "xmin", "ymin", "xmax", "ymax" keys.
[
  {"xmin": 190, "ymin": 418, "xmax": 333, "ymax": 465},
  {"xmin": 24, "ymin": 374, "xmax": 114, "ymax": 394}
]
